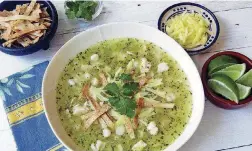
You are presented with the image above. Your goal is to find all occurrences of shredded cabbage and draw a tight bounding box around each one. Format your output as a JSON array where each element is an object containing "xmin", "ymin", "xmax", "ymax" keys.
[
  {"xmin": 90, "ymin": 86, "xmax": 108, "ymax": 102},
  {"xmin": 166, "ymin": 12, "xmax": 209, "ymax": 49}
]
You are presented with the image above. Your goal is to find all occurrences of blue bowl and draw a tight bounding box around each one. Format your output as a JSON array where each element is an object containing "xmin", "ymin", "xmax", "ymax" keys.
[
  {"xmin": 158, "ymin": 2, "xmax": 220, "ymax": 55},
  {"xmin": 0, "ymin": 0, "xmax": 58, "ymax": 56}
]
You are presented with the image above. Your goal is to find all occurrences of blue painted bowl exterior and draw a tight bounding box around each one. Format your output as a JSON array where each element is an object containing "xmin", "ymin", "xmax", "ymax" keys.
[
  {"xmin": 158, "ymin": 2, "xmax": 220, "ymax": 55},
  {"xmin": 0, "ymin": 0, "xmax": 58, "ymax": 56}
]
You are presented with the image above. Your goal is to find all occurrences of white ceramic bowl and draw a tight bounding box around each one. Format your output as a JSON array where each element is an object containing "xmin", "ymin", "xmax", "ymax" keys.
[{"xmin": 42, "ymin": 22, "xmax": 205, "ymax": 151}]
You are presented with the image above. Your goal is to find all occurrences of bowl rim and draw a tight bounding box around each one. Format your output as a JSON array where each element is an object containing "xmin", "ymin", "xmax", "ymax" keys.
[
  {"xmin": 0, "ymin": 0, "xmax": 58, "ymax": 55},
  {"xmin": 42, "ymin": 22, "xmax": 205, "ymax": 151},
  {"xmin": 157, "ymin": 2, "xmax": 220, "ymax": 55},
  {"xmin": 201, "ymin": 51, "xmax": 252, "ymax": 109}
]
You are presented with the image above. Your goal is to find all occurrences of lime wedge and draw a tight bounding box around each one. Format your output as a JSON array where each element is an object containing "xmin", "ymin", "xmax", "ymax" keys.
[
  {"xmin": 237, "ymin": 69, "xmax": 252, "ymax": 87},
  {"xmin": 211, "ymin": 63, "xmax": 246, "ymax": 81},
  {"xmin": 208, "ymin": 74, "xmax": 239, "ymax": 103},
  {"xmin": 209, "ymin": 63, "xmax": 236, "ymax": 75},
  {"xmin": 208, "ymin": 55, "xmax": 238, "ymax": 75},
  {"xmin": 236, "ymin": 83, "xmax": 251, "ymax": 100}
]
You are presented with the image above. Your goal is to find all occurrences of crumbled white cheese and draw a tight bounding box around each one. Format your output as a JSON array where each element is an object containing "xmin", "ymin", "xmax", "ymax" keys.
[
  {"xmin": 103, "ymin": 128, "xmax": 111, "ymax": 138},
  {"xmin": 116, "ymin": 125, "xmax": 125, "ymax": 136},
  {"xmin": 132, "ymin": 140, "xmax": 147, "ymax": 151},
  {"xmin": 157, "ymin": 62, "xmax": 169, "ymax": 73},
  {"xmin": 140, "ymin": 58, "xmax": 151, "ymax": 73},
  {"xmin": 166, "ymin": 93, "xmax": 176, "ymax": 102},
  {"xmin": 72, "ymin": 104, "xmax": 89, "ymax": 115},
  {"xmin": 96, "ymin": 140, "xmax": 103, "ymax": 150},
  {"xmin": 68, "ymin": 79, "xmax": 75, "ymax": 86},
  {"xmin": 126, "ymin": 51, "xmax": 134, "ymax": 55},
  {"xmin": 91, "ymin": 54, "xmax": 99, "ymax": 61},
  {"xmin": 84, "ymin": 73, "xmax": 91, "ymax": 79},
  {"xmin": 91, "ymin": 140, "xmax": 105, "ymax": 151},
  {"xmin": 91, "ymin": 143, "xmax": 96, "ymax": 151},
  {"xmin": 147, "ymin": 121, "xmax": 158, "ymax": 135},
  {"xmin": 91, "ymin": 78, "xmax": 99, "ymax": 86}
]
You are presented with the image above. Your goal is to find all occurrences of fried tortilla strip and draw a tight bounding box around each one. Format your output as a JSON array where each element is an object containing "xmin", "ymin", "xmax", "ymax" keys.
[
  {"xmin": 24, "ymin": 0, "xmax": 36, "ymax": 15},
  {"xmin": 14, "ymin": 20, "xmax": 35, "ymax": 31},
  {"xmin": 0, "ymin": 22, "xmax": 11, "ymax": 40},
  {"xmin": 28, "ymin": 34, "xmax": 37, "ymax": 39},
  {"xmin": 84, "ymin": 104, "xmax": 111, "ymax": 129},
  {"xmin": 30, "ymin": 3, "xmax": 41, "ymax": 18},
  {"xmin": 31, "ymin": 37, "xmax": 40, "ymax": 44},
  {"xmin": 30, "ymin": 30, "xmax": 44, "ymax": 37},
  {"xmin": 41, "ymin": 7, "xmax": 49, "ymax": 17},
  {"xmin": 20, "ymin": 4, "xmax": 28, "ymax": 15},
  {"xmin": 0, "ymin": 25, "xmax": 6, "ymax": 29},
  {"xmin": 0, "ymin": 15, "xmax": 38, "ymax": 22},
  {"xmin": 98, "ymin": 118, "xmax": 107, "ymax": 129},
  {"xmin": 17, "ymin": 37, "xmax": 33, "ymax": 47},
  {"xmin": 81, "ymin": 111, "xmax": 96, "ymax": 121},
  {"xmin": 13, "ymin": 5, "xmax": 21, "ymax": 15},
  {"xmin": 43, "ymin": 22, "xmax": 51, "ymax": 27},
  {"xmin": 10, "ymin": 20, "xmax": 24, "ymax": 28},
  {"xmin": 133, "ymin": 98, "xmax": 144, "ymax": 129},
  {"xmin": 2, "ymin": 39, "xmax": 16, "ymax": 47},
  {"xmin": 125, "ymin": 117, "xmax": 135, "ymax": 139},
  {"xmin": 99, "ymin": 73, "xmax": 107, "ymax": 86},
  {"xmin": 0, "ymin": 10, "xmax": 13, "ymax": 17},
  {"xmin": 40, "ymin": 18, "xmax": 51, "ymax": 21},
  {"xmin": 82, "ymin": 84, "xmax": 114, "ymax": 129},
  {"xmin": 9, "ymin": 25, "xmax": 46, "ymax": 40}
]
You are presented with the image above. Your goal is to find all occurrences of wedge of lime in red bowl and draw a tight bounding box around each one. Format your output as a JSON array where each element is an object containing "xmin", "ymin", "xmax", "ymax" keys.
[
  {"xmin": 202, "ymin": 51, "xmax": 252, "ymax": 109},
  {"xmin": 208, "ymin": 74, "xmax": 239, "ymax": 103},
  {"xmin": 208, "ymin": 55, "xmax": 239, "ymax": 75}
]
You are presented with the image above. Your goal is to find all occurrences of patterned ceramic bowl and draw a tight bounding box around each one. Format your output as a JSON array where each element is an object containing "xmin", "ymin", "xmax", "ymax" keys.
[
  {"xmin": 158, "ymin": 2, "xmax": 220, "ymax": 55},
  {"xmin": 0, "ymin": 0, "xmax": 58, "ymax": 56}
]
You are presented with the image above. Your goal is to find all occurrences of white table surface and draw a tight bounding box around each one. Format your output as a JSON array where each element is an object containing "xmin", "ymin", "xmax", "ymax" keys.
[{"xmin": 0, "ymin": 1, "xmax": 252, "ymax": 151}]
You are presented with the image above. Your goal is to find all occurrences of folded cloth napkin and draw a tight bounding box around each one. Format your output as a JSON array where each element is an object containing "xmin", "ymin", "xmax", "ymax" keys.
[{"xmin": 0, "ymin": 61, "xmax": 66, "ymax": 151}]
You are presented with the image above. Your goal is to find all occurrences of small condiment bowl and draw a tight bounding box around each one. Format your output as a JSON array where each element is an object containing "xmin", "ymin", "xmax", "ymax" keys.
[
  {"xmin": 64, "ymin": 1, "xmax": 103, "ymax": 22},
  {"xmin": 158, "ymin": 2, "xmax": 220, "ymax": 55},
  {"xmin": 0, "ymin": 0, "xmax": 58, "ymax": 56},
  {"xmin": 201, "ymin": 51, "xmax": 252, "ymax": 109}
]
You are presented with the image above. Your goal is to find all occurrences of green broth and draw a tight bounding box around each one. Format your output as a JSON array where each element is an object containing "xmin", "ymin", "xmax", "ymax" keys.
[{"xmin": 56, "ymin": 38, "xmax": 192, "ymax": 151}]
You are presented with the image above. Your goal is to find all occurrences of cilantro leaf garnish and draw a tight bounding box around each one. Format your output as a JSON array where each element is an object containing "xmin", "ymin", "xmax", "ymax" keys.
[
  {"xmin": 104, "ymin": 74, "xmax": 139, "ymax": 118},
  {"xmin": 65, "ymin": 0, "xmax": 98, "ymax": 21},
  {"xmin": 108, "ymin": 96, "xmax": 136, "ymax": 118},
  {"xmin": 122, "ymin": 82, "xmax": 139, "ymax": 96},
  {"xmin": 119, "ymin": 73, "xmax": 133, "ymax": 81},
  {"xmin": 104, "ymin": 82, "xmax": 120, "ymax": 96}
]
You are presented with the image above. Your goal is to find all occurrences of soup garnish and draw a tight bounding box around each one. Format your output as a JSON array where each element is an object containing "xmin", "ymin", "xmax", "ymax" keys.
[{"xmin": 56, "ymin": 38, "xmax": 192, "ymax": 151}]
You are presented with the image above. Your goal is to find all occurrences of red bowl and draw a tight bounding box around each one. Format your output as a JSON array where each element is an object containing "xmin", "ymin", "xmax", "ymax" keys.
[{"xmin": 201, "ymin": 51, "xmax": 252, "ymax": 109}]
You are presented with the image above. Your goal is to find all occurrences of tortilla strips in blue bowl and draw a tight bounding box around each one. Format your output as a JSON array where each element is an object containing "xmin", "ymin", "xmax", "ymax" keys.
[
  {"xmin": 158, "ymin": 2, "xmax": 220, "ymax": 55},
  {"xmin": 0, "ymin": 0, "xmax": 58, "ymax": 56}
]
